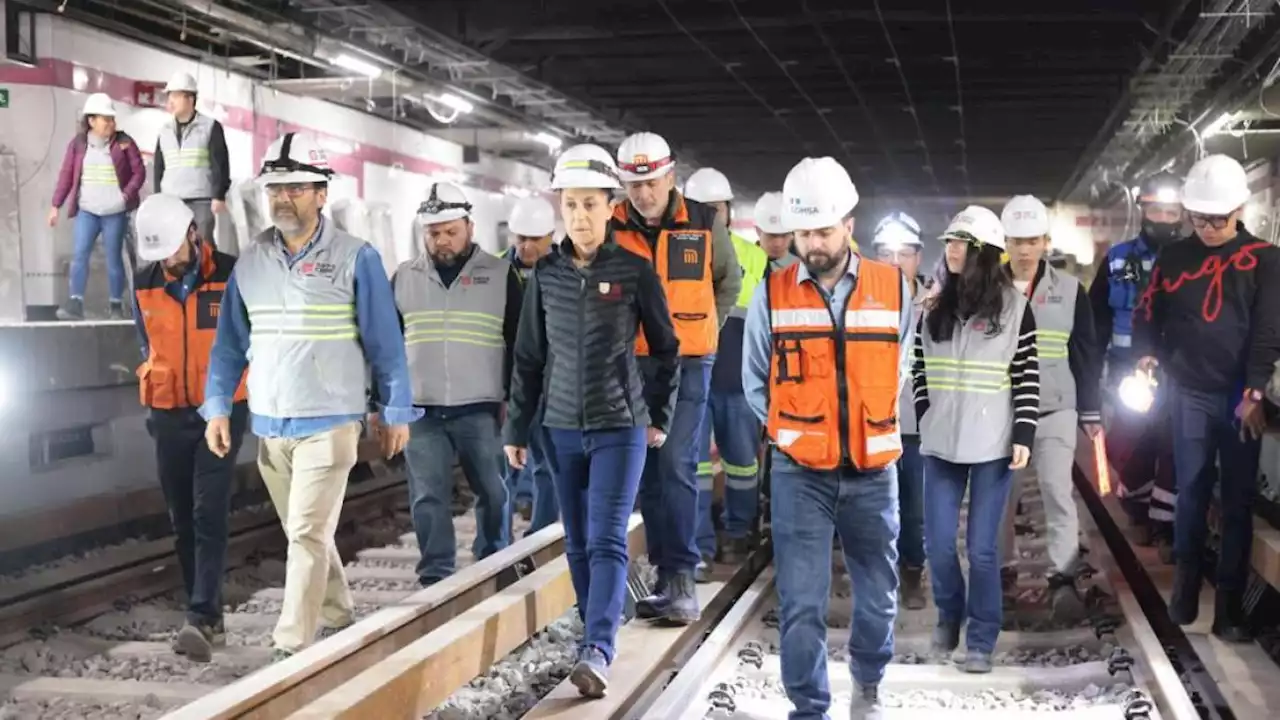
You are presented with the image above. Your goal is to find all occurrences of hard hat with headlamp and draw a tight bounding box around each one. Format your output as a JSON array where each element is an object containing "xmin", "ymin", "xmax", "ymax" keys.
[
  {"xmin": 781, "ymin": 157, "xmax": 859, "ymax": 231},
  {"xmin": 552, "ymin": 144, "xmax": 622, "ymax": 190},
  {"xmin": 1000, "ymin": 195, "xmax": 1050, "ymax": 238},
  {"xmin": 873, "ymin": 212, "xmax": 922, "ymax": 248},
  {"xmin": 1135, "ymin": 171, "xmax": 1185, "ymax": 245},
  {"xmin": 684, "ymin": 167, "xmax": 734, "ymax": 204},
  {"xmin": 616, "ymin": 132, "xmax": 675, "ymax": 183},
  {"xmin": 418, "ymin": 182, "xmax": 473, "ymax": 226},
  {"xmin": 939, "ymin": 205, "xmax": 1006, "ymax": 251},
  {"xmin": 1181, "ymin": 154, "xmax": 1251, "ymax": 216},
  {"xmin": 753, "ymin": 192, "xmax": 788, "ymax": 235},
  {"xmin": 258, "ymin": 133, "xmax": 334, "ymax": 186}
]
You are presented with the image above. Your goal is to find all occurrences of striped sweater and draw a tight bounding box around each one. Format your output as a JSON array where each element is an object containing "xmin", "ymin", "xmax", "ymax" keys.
[{"xmin": 911, "ymin": 304, "xmax": 1041, "ymax": 456}]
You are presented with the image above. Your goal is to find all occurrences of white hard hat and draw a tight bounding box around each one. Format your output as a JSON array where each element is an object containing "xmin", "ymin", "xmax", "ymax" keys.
[
  {"xmin": 616, "ymin": 132, "xmax": 675, "ymax": 182},
  {"xmin": 940, "ymin": 205, "xmax": 1006, "ymax": 251},
  {"xmin": 136, "ymin": 193, "xmax": 195, "ymax": 262},
  {"xmin": 81, "ymin": 93, "xmax": 116, "ymax": 117},
  {"xmin": 873, "ymin": 212, "xmax": 922, "ymax": 248},
  {"xmin": 781, "ymin": 157, "xmax": 859, "ymax": 231},
  {"xmin": 1001, "ymin": 195, "xmax": 1051, "ymax": 238},
  {"xmin": 753, "ymin": 192, "xmax": 787, "ymax": 235},
  {"xmin": 552, "ymin": 144, "xmax": 622, "ymax": 190},
  {"xmin": 258, "ymin": 133, "xmax": 335, "ymax": 185},
  {"xmin": 164, "ymin": 71, "xmax": 198, "ymax": 94},
  {"xmin": 684, "ymin": 168, "xmax": 734, "ymax": 203},
  {"xmin": 508, "ymin": 196, "xmax": 556, "ymax": 237},
  {"xmin": 418, "ymin": 182, "xmax": 473, "ymax": 225},
  {"xmin": 1181, "ymin": 154, "xmax": 1251, "ymax": 215}
]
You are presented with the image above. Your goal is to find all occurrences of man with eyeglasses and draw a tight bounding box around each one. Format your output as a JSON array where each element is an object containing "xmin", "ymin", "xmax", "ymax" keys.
[
  {"xmin": 1088, "ymin": 172, "xmax": 1183, "ymax": 562},
  {"xmin": 1132, "ymin": 153, "xmax": 1280, "ymax": 643},
  {"xmin": 391, "ymin": 182, "xmax": 525, "ymax": 587},
  {"xmin": 870, "ymin": 212, "xmax": 932, "ymax": 611},
  {"xmin": 201, "ymin": 132, "xmax": 419, "ymax": 661}
]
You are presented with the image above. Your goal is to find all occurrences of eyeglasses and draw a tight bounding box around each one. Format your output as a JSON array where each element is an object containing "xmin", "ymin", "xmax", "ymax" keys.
[
  {"xmin": 265, "ymin": 183, "xmax": 317, "ymax": 197},
  {"xmin": 1187, "ymin": 213, "xmax": 1232, "ymax": 230}
]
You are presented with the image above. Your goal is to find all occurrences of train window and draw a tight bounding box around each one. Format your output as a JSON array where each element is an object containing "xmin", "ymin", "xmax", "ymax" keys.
[
  {"xmin": 5, "ymin": 6, "xmax": 36, "ymax": 68},
  {"xmin": 28, "ymin": 426, "xmax": 97, "ymax": 470}
]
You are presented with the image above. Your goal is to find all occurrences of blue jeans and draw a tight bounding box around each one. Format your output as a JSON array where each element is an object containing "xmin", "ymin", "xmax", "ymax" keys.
[
  {"xmin": 503, "ymin": 417, "xmax": 560, "ymax": 537},
  {"xmin": 897, "ymin": 436, "xmax": 925, "ymax": 568},
  {"xmin": 69, "ymin": 210, "xmax": 129, "ymax": 300},
  {"xmin": 923, "ymin": 455, "xmax": 1013, "ymax": 654},
  {"xmin": 545, "ymin": 426, "xmax": 648, "ymax": 662},
  {"xmin": 771, "ymin": 453, "xmax": 899, "ymax": 719},
  {"xmin": 639, "ymin": 356, "xmax": 710, "ymax": 574},
  {"xmin": 404, "ymin": 411, "xmax": 509, "ymax": 584},
  {"xmin": 1167, "ymin": 381, "xmax": 1259, "ymax": 592},
  {"xmin": 696, "ymin": 390, "xmax": 761, "ymax": 556}
]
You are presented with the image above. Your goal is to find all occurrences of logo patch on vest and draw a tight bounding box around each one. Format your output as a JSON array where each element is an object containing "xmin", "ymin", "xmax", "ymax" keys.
[
  {"xmin": 666, "ymin": 231, "xmax": 707, "ymax": 282},
  {"xmin": 298, "ymin": 261, "xmax": 337, "ymax": 278},
  {"xmin": 598, "ymin": 281, "xmax": 622, "ymax": 301},
  {"xmin": 460, "ymin": 274, "xmax": 490, "ymax": 286},
  {"xmin": 196, "ymin": 289, "xmax": 224, "ymax": 330}
]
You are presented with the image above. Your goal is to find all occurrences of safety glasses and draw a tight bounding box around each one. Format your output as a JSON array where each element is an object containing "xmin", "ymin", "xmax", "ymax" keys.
[{"xmin": 1186, "ymin": 212, "xmax": 1231, "ymax": 230}]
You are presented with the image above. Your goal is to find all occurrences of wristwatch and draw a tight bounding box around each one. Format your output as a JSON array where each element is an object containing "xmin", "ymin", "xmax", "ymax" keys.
[{"xmin": 1245, "ymin": 388, "xmax": 1264, "ymax": 402}]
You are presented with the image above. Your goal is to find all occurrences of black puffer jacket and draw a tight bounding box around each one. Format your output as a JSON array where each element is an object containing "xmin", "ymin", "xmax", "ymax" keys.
[{"xmin": 503, "ymin": 237, "xmax": 680, "ymax": 446}]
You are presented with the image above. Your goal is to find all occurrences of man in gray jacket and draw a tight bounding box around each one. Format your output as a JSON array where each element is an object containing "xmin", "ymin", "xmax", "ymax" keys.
[
  {"xmin": 393, "ymin": 181, "xmax": 524, "ymax": 587},
  {"xmin": 154, "ymin": 72, "xmax": 230, "ymax": 247}
]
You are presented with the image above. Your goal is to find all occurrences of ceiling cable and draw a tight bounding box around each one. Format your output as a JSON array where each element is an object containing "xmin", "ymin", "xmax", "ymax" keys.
[
  {"xmin": 943, "ymin": 0, "xmax": 973, "ymax": 197},
  {"xmin": 872, "ymin": 0, "xmax": 943, "ymax": 196}
]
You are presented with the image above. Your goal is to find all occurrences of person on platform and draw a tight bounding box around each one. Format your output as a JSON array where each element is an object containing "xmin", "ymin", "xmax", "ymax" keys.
[
  {"xmin": 153, "ymin": 71, "xmax": 231, "ymax": 247},
  {"xmin": 503, "ymin": 144, "xmax": 679, "ymax": 698},
  {"xmin": 133, "ymin": 193, "xmax": 247, "ymax": 663},
  {"xmin": 743, "ymin": 157, "xmax": 913, "ymax": 719},
  {"xmin": 201, "ymin": 132, "xmax": 418, "ymax": 660}
]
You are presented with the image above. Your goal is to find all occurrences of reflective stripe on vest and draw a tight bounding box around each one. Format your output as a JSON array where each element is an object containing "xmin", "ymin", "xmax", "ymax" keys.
[
  {"xmin": 1028, "ymin": 264, "xmax": 1079, "ymax": 414},
  {"xmin": 731, "ymin": 232, "xmax": 769, "ymax": 318},
  {"xmin": 918, "ymin": 287, "xmax": 1026, "ymax": 464},
  {"xmin": 611, "ymin": 195, "xmax": 718, "ymax": 357},
  {"xmin": 234, "ymin": 222, "xmax": 369, "ymax": 418},
  {"xmin": 135, "ymin": 241, "xmax": 246, "ymax": 409},
  {"xmin": 394, "ymin": 249, "xmax": 509, "ymax": 406},
  {"xmin": 764, "ymin": 259, "xmax": 903, "ymax": 471},
  {"xmin": 158, "ymin": 113, "xmax": 215, "ymax": 199}
]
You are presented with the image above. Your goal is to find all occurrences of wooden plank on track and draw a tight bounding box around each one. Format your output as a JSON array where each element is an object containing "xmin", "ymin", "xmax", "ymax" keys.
[
  {"xmin": 162, "ymin": 521, "xmax": 576, "ymax": 720},
  {"xmin": 283, "ymin": 515, "xmax": 645, "ymax": 720}
]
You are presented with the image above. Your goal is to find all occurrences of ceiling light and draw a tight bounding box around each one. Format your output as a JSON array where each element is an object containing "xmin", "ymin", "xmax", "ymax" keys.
[
  {"xmin": 331, "ymin": 53, "xmax": 382, "ymax": 79},
  {"xmin": 529, "ymin": 132, "xmax": 563, "ymax": 151},
  {"xmin": 1203, "ymin": 112, "xmax": 1236, "ymax": 138},
  {"xmin": 436, "ymin": 93, "xmax": 474, "ymax": 114}
]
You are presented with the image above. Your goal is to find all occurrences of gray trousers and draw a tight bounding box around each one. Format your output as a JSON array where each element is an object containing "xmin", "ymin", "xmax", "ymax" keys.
[
  {"xmin": 185, "ymin": 199, "xmax": 216, "ymax": 249},
  {"xmin": 1000, "ymin": 409, "xmax": 1080, "ymax": 576}
]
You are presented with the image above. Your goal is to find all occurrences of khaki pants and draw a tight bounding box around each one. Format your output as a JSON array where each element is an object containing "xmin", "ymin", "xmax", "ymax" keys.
[
  {"xmin": 257, "ymin": 421, "xmax": 360, "ymax": 652},
  {"xmin": 1001, "ymin": 410, "xmax": 1080, "ymax": 576}
]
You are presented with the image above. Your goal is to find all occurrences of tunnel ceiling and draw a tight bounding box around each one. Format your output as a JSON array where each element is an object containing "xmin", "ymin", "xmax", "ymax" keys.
[{"xmin": 398, "ymin": 0, "xmax": 1180, "ymax": 201}]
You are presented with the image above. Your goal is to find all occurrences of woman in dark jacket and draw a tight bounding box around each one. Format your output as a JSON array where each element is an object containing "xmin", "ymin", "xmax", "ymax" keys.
[
  {"xmin": 502, "ymin": 144, "xmax": 679, "ymax": 699},
  {"xmin": 49, "ymin": 92, "xmax": 146, "ymax": 320}
]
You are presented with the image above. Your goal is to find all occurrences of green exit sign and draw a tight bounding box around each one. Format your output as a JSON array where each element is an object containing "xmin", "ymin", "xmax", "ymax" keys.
[{"xmin": 0, "ymin": 89, "xmax": 8, "ymax": 108}]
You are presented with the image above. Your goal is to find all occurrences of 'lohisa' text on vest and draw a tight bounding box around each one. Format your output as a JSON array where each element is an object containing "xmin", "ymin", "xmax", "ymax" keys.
[
  {"xmin": 394, "ymin": 250, "xmax": 509, "ymax": 407},
  {"xmin": 1028, "ymin": 263, "xmax": 1078, "ymax": 415},
  {"xmin": 918, "ymin": 286, "xmax": 1027, "ymax": 464},
  {"xmin": 158, "ymin": 113, "xmax": 216, "ymax": 200},
  {"xmin": 235, "ymin": 223, "xmax": 369, "ymax": 418}
]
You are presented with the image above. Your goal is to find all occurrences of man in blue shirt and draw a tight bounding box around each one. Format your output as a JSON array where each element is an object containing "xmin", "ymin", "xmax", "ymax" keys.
[{"xmin": 202, "ymin": 133, "xmax": 419, "ymax": 660}]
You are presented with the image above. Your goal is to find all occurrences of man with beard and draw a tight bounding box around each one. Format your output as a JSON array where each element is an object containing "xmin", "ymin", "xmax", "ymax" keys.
[
  {"xmin": 133, "ymin": 193, "xmax": 248, "ymax": 663},
  {"xmin": 201, "ymin": 133, "xmax": 418, "ymax": 660},
  {"xmin": 1088, "ymin": 172, "xmax": 1183, "ymax": 561},
  {"xmin": 743, "ymin": 157, "xmax": 913, "ymax": 719},
  {"xmin": 391, "ymin": 182, "xmax": 524, "ymax": 585}
]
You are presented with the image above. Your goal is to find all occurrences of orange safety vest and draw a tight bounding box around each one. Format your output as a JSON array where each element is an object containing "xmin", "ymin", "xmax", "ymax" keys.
[
  {"xmin": 610, "ymin": 193, "xmax": 718, "ymax": 356},
  {"xmin": 134, "ymin": 241, "xmax": 247, "ymax": 409},
  {"xmin": 765, "ymin": 259, "xmax": 904, "ymax": 471}
]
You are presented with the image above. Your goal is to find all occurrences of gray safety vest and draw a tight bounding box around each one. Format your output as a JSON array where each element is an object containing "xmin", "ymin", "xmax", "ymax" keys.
[
  {"xmin": 394, "ymin": 249, "xmax": 509, "ymax": 407},
  {"xmin": 158, "ymin": 113, "xmax": 215, "ymax": 199},
  {"xmin": 1027, "ymin": 264, "xmax": 1078, "ymax": 415},
  {"xmin": 235, "ymin": 222, "xmax": 369, "ymax": 418},
  {"xmin": 918, "ymin": 286, "xmax": 1027, "ymax": 464}
]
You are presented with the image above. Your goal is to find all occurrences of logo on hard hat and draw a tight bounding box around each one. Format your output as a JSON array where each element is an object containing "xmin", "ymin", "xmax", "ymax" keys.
[
  {"xmin": 632, "ymin": 154, "xmax": 649, "ymax": 165},
  {"xmin": 144, "ymin": 233, "xmax": 161, "ymax": 247}
]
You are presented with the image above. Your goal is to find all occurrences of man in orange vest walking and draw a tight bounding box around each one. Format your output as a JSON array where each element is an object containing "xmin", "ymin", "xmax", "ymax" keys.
[
  {"xmin": 610, "ymin": 132, "xmax": 741, "ymax": 624},
  {"xmin": 743, "ymin": 158, "xmax": 913, "ymax": 719},
  {"xmin": 133, "ymin": 193, "xmax": 249, "ymax": 663}
]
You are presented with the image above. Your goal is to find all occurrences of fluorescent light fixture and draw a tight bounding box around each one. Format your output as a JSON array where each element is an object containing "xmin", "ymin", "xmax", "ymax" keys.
[
  {"xmin": 530, "ymin": 132, "xmax": 563, "ymax": 150},
  {"xmin": 331, "ymin": 53, "xmax": 382, "ymax": 79},
  {"xmin": 434, "ymin": 93, "xmax": 474, "ymax": 114},
  {"xmin": 1203, "ymin": 112, "xmax": 1235, "ymax": 138}
]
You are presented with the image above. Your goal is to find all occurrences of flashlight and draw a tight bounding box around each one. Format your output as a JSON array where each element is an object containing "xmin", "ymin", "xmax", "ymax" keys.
[{"xmin": 1118, "ymin": 368, "xmax": 1157, "ymax": 413}]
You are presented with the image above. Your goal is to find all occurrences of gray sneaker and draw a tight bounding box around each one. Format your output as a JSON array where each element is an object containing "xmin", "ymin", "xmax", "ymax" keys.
[
  {"xmin": 849, "ymin": 683, "xmax": 884, "ymax": 720},
  {"xmin": 962, "ymin": 649, "xmax": 993, "ymax": 674},
  {"xmin": 172, "ymin": 621, "xmax": 220, "ymax": 663},
  {"xmin": 56, "ymin": 297, "xmax": 84, "ymax": 321}
]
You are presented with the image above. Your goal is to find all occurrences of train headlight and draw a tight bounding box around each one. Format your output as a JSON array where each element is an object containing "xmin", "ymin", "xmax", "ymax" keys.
[{"xmin": 1118, "ymin": 371, "xmax": 1156, "ymax": 413}]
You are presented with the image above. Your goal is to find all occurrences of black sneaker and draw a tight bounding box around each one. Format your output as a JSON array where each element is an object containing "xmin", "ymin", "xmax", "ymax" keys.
[{"xmin": 172, "ymin": 621, "xmax": 219, "ymax": 663}]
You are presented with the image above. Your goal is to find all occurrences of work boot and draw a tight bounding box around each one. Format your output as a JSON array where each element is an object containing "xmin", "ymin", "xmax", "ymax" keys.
[
  {"xmin": 1168, "ymin": 563, "xmax": 1201, "ymax": 626},
  {"xmin": 635, "ymin": 572, "xmax": 670, "ymax": 620},
  {"xmin": 962, "ymin": 649, "xmax": 993, "ymax": 674},
  {"xmin": 899, "ymin": 565, "xmax": 927, "ymax": 611},
  {"xmin": 56, "ymin": 297, "xmax": 84, "ymax": 321},
  {"xmin": 569, "ymin": 645, "xmax": 609, "ymax": 698},
  {"xmin": 848, "ymin": 683, "xmax": 884, "ymax": 720},
  {"xmin": 931, "ymin": 621, "xmax": 961, "ymax": 654},
  {"xmin": 1211, "ymin": 589, "xmax": 1254, "ymax": 643},
  {"xmin": 661, "ymin": 570, "xmax": 701, "ymax": 625},
  {"xmin": 1048, "ymin": 573, "xmax": 1086, "ymax": 625},
  {"xmin": 172, "ymin": 620, "xmax": 223, "ymax": 663},
  {"xmin": 107, "ymin": 300, "xmax": 125, "ymax": 320}
]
